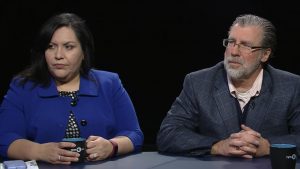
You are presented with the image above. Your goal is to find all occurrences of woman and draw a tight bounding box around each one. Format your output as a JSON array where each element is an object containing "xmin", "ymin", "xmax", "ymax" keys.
[{"xmin": 0, "ymin": 13, "xmax": 143, "ymax": 164}]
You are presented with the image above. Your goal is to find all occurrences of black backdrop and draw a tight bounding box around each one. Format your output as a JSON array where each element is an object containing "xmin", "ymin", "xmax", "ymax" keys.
[{"xmin": 1, "ymin": 0, "xmax": 300, "ymax": 150}]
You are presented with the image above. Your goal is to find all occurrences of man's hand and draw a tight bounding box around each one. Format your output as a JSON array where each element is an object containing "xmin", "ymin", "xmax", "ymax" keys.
[
  {"xmin": 211, "ymin": 124, "xmax": 270, "ymax": 158},
  {"xmin": 211, "ymin": 133, "xmax": 253, "ymax": 158},
  {"xmin": 239, "ymin": 124, "xmax": 270, "ymax": 157}
]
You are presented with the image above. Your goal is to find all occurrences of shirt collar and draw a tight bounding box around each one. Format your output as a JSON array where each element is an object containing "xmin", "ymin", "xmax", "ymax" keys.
[{"xmin": 228, "ymin": 69, "xmax": 263, "ymax": 98}]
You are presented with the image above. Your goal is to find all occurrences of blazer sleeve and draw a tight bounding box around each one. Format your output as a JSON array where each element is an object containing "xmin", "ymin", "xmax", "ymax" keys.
[
  {"xmin": 0, "ymin": 79, "xmax": 27, "ymax": 158},
  {"xmin": 157, "ymin": 73, "xmax": 218, "ymax": 156},
  {"xmin": 264, "ymin": 77, "xmax": 300, "ymax": 155},
  {"xmin": 110, "ymin": 74, "xmax": 144, "ymax": 152}
]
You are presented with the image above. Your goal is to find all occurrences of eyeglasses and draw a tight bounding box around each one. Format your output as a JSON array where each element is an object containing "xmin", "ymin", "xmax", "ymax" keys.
[{"xmin": 223, "ymin": 39, "xmax": 269, "ymax": 55}]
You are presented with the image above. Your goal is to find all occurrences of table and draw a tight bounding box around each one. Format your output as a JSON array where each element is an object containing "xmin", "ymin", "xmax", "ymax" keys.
[{"xmin": 37, "ymin": 152, "xmax": 300, "ymax": 169}]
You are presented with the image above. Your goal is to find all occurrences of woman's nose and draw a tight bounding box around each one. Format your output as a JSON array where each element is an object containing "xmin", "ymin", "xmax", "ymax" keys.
[{"xmin": 55, "ymin": 47, "xmax": 64, "ymax": 59}]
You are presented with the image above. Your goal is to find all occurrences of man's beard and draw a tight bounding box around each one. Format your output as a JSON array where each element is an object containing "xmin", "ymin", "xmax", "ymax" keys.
[{"xmin": 224, "ymin": 55, "xmax": 261, "ymax": 80}]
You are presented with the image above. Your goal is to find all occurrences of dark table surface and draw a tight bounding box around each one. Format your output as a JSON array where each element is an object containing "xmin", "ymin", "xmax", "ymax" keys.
[{"xmin": 35, "ymin": 152, "xmax": 300, "ymax": 169}]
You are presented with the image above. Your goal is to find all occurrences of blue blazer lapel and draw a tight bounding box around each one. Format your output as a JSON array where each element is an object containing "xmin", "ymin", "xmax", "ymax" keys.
[
  {"xmin": 212, "ymin": 68, "xmax": 273, "ymax": 134},
  {"xmin": 213, "ymin": 70, "xmax": 241, "ymax": 135},
  {"xmin": 244, "ymin": 70, "xmax": 272, "ymax": 131}
]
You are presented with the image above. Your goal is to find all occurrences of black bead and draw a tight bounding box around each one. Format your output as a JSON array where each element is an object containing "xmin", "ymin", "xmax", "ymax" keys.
[
  {"xmin": 81, "ymin": 120, "xmax": 87, "ymax": 126},
  {"xmin": 71, "ymin": 101, "xmax": 77, "ymax": 106}
]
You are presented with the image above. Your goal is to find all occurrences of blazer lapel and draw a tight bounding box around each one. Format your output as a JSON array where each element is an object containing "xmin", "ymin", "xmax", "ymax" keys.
[
  {"xmin": 213, "ymin": 69, "xmax": 241, "ymax": 135},
  {"xmin": 244, "ymin": 70, "xmax": 272, "ymax": 131},
  {"xmin": 212, "ymin": 67, "xmax": 273, "ymax": 133}
]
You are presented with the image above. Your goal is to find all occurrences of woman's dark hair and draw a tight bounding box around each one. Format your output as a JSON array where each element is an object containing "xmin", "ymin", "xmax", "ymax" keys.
[{"xmin": 18, "ymin": 13, "xmax": 95, "ymax": 86}]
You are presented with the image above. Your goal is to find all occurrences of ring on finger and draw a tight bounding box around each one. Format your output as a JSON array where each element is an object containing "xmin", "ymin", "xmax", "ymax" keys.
[{"xmin": 58, "ymin": 155, "xmax": 61, "ymax": 161}]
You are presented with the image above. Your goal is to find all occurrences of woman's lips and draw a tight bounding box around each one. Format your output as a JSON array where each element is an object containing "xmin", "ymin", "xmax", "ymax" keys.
[{"xmin": 53, "ymin": 64, "xmax": 65, "ymax": 69}]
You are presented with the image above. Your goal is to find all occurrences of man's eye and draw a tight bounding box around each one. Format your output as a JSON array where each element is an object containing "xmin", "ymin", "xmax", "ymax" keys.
[
  {"xmin": 228, "ymin": 41, "xmax": 235, "ymax": 45},
  {"xmin": 240, "ymin": 44, "xmax": 251, "ymax": 49}
]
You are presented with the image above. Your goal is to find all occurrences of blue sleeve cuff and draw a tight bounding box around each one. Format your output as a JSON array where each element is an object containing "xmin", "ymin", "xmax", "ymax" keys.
[{"xmin": 115, "ymin": 130, "xmax": 144, "ymax": 152}]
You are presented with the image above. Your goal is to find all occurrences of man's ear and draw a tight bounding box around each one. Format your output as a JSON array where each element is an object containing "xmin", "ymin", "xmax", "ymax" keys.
[{"xmin": 261, "ymin": 48, "xmax": 271, "ymax": 63}]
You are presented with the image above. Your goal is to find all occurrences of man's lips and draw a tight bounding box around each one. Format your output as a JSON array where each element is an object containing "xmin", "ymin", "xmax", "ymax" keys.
[
  {"xmin": 228, "ymin": 61, "xmax": 242, "ymax": 68},
  {"xmin": 229, "ymin": 60, "xmax": 242, "ymax": 64}
]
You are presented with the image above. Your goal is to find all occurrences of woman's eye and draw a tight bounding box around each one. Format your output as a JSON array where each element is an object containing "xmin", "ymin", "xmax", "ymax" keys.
[
  {"xmin": 65, "ymin": 45, "xmax": 74, "ymax": 50},
  {"xmin": 47, "ymin": 44, "xmax": 54, "ymax": 49}
]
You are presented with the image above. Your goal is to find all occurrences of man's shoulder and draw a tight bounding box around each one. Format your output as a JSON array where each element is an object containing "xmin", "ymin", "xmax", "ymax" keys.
[
  {"xmin": 266, "ymin": 65, "xmax": 300, "ymax": 81},
  {"xmin": 188, "ymin": 62, "xmax": 224, "ymax": 78},
  {"xmin": 183, "ymin": 62, "xmax": 225, "ymax": 88}
]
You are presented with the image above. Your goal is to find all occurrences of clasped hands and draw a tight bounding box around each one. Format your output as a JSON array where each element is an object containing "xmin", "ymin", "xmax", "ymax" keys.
[{"xmin": 211, "ymin": 124, "xmax": 270, "ymax": 158}]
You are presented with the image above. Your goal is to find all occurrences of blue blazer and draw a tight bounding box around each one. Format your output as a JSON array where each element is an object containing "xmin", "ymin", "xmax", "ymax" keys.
[
  {"xmin": 157, "ymin": 62, "xmax": 300, "ymax": 155},
  {"xmin": 0, "ymin": 69, "xmax": 143, "ymax": 158}
]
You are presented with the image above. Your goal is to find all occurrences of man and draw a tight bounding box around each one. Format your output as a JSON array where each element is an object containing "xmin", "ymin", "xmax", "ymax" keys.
[{"xmin": 157, "ymin": 14, "xmax": 300, "ymax": 158}]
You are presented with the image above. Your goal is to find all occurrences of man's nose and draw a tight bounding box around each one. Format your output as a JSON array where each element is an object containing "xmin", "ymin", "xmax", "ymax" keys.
[{"xmin": 230, "ymin": 43, "xmax": 240, "ymax": 55}]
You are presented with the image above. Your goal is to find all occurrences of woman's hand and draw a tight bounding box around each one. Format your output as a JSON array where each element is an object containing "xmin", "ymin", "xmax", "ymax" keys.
[
  {"xmin": 38, "ymin": 142, "xmax": 80, "ymax": 164},
  {"xmin": 8, "ymin": 139, "xmax": 80, "ymax": 164},
  {"xmin": 85, "ymin": 136, "xmax": 113, "ymax": 161}
]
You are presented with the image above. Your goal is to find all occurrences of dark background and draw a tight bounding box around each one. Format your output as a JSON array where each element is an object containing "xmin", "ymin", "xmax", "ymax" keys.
[{"xmin": 1, "ymin": 0, "xmax": 300, "ymax": 150}]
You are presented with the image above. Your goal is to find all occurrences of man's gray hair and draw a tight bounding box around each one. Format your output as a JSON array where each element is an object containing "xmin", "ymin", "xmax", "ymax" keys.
[{"xmin": 230, "ymin": 14, "xmax": 277, "ymax": 58}]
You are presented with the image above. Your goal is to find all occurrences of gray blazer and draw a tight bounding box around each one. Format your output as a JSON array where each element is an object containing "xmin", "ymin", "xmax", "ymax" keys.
[{"xmin": 157, "ymin": 62, "xmax": 300, "ymax": 155}]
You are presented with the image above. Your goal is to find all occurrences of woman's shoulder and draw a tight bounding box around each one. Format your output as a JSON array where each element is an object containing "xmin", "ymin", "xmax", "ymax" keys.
[
  {"xmin": 10, "ymin": 76, "xmax": 37, "ymax": 89},
  {"xmin": 87, "ymin": 69, "xmax": 121, "ymax": 86},
  {"xmin": 90, "ymin": 69, "xmax": 118, "ymax": 77},
  {"xmin": 89, "ymin": 69, "xmax": 119, "ymax": 80}
]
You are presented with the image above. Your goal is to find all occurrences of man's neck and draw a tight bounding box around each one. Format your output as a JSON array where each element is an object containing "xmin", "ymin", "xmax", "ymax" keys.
[{"xmin": 231, "ymin": 68, "xmax": 263, "ymax": 93}]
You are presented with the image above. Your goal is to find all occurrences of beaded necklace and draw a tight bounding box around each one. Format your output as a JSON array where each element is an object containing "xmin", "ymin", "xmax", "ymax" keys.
[
  {"xmin": 58, "ymin": 90, "xmax": 80, "ymax": 138},
  {"xmin": 58, "ymin": 91, "xmax": 79, "ymax": 106}
]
